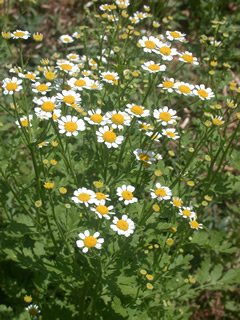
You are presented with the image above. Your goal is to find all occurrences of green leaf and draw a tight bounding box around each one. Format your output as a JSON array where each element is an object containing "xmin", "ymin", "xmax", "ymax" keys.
[{"xmin": 111, "ymin": 297, "xmax": 128, "ymax": 318}]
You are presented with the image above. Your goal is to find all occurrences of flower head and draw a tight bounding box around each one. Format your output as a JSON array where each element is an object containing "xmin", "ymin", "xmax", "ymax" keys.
[
  {"xmin": 12, "ymin": 30, "xmax": 30, "ymax": 39},
  {"xmin": 125, "ymin": 103, "xmax": 150, "ymax": 118},
  {"xmin": 153, "ymin": 106, "xmax": 177, "ymax": 126},
  {"xmin": 91, "ymin": 203, "xmax": 115, "ymax": 220},
  {"xmin": 179, "ymin": 51, "xmax": 199, "ymax": 65},
  {"xmin": 141, "ymin": 61, "xmax": 166, "ymax": 73},
  {"xmin": 58, "ymin": 116, "xmax": 85, "ymax": 136},
  {"xmin": 2, "ymin": 77, "xmax": 22, "ymax": 95},
  {"xmin": 166, "ymin": 30, "xmax": 186, "ymax": 42},
  {"xmin": 72, "ymin": 187, "xmax": 96, "ymax": 207},
  {"xmin": 193, "ymin": 84, "xmax": 215, "ymax": 100},
  {"xmin": 110, "ymin": 215, "xmax": 135, "ymax": 237},
  {"xmin": 96, "ymin": 126, "xmax": 124, "ymax": 148},
  {"xmin": 76, "ymin": 230, "xmax": 104, "ymax": 253},
  {"xmin": 150, "ymin": 183, "xmax": 172, "ymax": 200},
  {"xmin": 117, "ymin": 185, "xmax": 138, "ymax": 205}
]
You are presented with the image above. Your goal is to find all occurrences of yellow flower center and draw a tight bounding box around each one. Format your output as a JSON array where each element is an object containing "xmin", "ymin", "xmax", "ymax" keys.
[
  {"xmin": 6, "ymin": 83, "xmax": 18, "ymax": 91},
  {"xmin": 139, "ymin": 124, "xmax": 149, "ymax": 130},
  {"xmin": 137, "ymin": 13, "xmax": 144, "ymax": 18},
  {"xmin": 167, "ymin": 131, "xmax": 176, "ymax": 137},
  {"xmin": 148, "ymin": 64, "xmax": 160, "ymax": 71},
  {"xmin": 63, "ymin": 95, "xmax": 75, "ymax": 104},
  {"xmin": 213, "ymin": 118, "xmax": 223, "ymax": 126},
  {"xmin": 21, "ymin": 119, "xmax": 29, "ymax": 127},
  {"xmin": 159, "ymin": 46, "xmax": 171, "ymax": 55},
  {"xmin": 74, "ymin": 79, "xmax": 86, "ymax": 87},
  {"xmin": 170, "ymin": 31, "xmax": 181, "ymax": 38},
  {"xmin": 173, "ymin": 199, "xmax": 182, "ymax": 207},
  {"xmin": 131, "ymin": 105, "xmax": 143, "ymax": 115},
  {"xmin": 41, "ymin": 101, "xmax": 55, "ymax": 112},
  {"xmin": 45, "ymin": 72, "xmax": 55, "ymax": 81},
  {"xmin": 139, "ymin": 153, "xmax": 150, "ymax": 161},
  {"xmin": 90, "ymin": 59, "xmax": 97, "ymax": 65},
  {"xmin": 111, "ymin": 114, "xmax": 124, "ymax": 125},
  {"xmin": 96, "ymin": 205, "xmax": 109, "ymax": 215},
  {"xmin": 179, "ymin": 85, "xmax": 191, "ymax": 94},
  {"xmin": 52, "ymin": 114, "xmax": 58, "ymax": 120},
  {"xmin": 116, "ymin": 220, "xmax": 129, "ymax": 231},
  {"xmin": 91, "ymin": 84, "xmax": 98, "ymax": 89},
  {"xmin": 155, "ymin": 188, "xmax": 167, "ymax": 197},
  {"xmin": 34, "ymin": 34, "xmax": 43, "ymax": 41},
  {"xmin": 163, "ymin": 81, "xmax": 174, "ymax": 88},
  {"xmin": 103, "ymin": 131, "xmax": 116, "ymax": 143},
  {"xmin": 182, "ymin": 209, "xmax": 191, "ymax": 217},
  {"xmin": 190, "ymin": 220, "xmax": 199, "ymax": 229},
  {"xmin": 25, "ymin": 73, "xmax": 36, "ymax": 80},
  {"xmin": 36, "ymin": 84, "xmax": 48, "ymax": 92},
  {"xmin": 182, "ymin": 54, "xmax": 194, "ymax": 63},
  {"xmin": 28, "ymin": 307, "xmax": 38, "ymax": 316},
  {"xmin": 90, "ymin": 114, "xmax": 103, "ymax": 123},
  {"xmin": 64, "ymin": 121, "xmax": 78, "ymax": 132},
  {"xmin": 69, "ymin": 55, "xmax": 77, "ymax": 59},
  {"xmin": 78, "ymin": 193, "xmax": 90, "ymax": 202},
  {"xmin": 159, "ymin": 112, "xmax": 171, "ymax": 122},
  {"xmin": 197, "ymin": 89, "xmax": 208, "ymax": 98},
  {"xmin": 145, "ymin": 40, "xmax": 156, "ymax": 49},
  {"xmin": 14, "ymin": 31, "xmax": 25, "ymax": 37},
  {"xmin": 84, "ymin": 236, "xmax": 97, "ymax": 248},
  {"xmin": 122, "ymin": 190, "xmax": 133, "ymax": 200},
  {"xmin": 95, "ymin": 192, "xmax": 106, "ymax": 200},
  {"xmin": 104, "ymin": 74, "xmax": 115, "ymax": 81},
  {"xmin": 63, "ymin": 37, "xmax": 70, "ymax": 42},
  {"xmin": 60, "ymin": 64, "xmax": 72, "ymax": 71}
]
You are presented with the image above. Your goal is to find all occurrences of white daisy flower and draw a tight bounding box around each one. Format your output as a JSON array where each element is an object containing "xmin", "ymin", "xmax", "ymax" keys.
[
  {"xmin": 60, "ymin": 34, "xmax": 74, "ymax": 44},
  {"xmin": 171, "ymin": 197, "xmax": 183, "ymax": 208},
  {"xmin": 145, "ymin": 131, "xmax": 162, "ymax": 142},
  {"xmin": 56, "ymin": 60, "xmax": 79, "ymax": 74},
  {"xmin": 88, "ymin": 80, "xmax": 104, "ymax": 90},
  {"xmin": 178, "ymin": 206, "xmax": 195, "ymax": 219},
  {"xmin": 174, "ymin": 81, "xmax": 195, "ymax": 96},
  {"xmin": 2, "ymin": 77, "xmax": 22, "ymax": 95},
  {"xmin": 133, "ymin": 148, "xmax": 156, "ymax": 165},
  {"xmin": 117, "ymin": 185, "xmax": 138, "ymax": 205},
  {"xmin": 129, "ymin": 16, "xmax": 140, "ymax": 24},
  {"xmin": 94, "ymin": 192, "xmax": 111, "ymax": 205},
  {"xmin": 166, "ymin": 30, "xmax": 186, "ymax": 42},
  {"xmin": 38, "ymin": 141, "xmax": 49, "ymax": 148},
  {"xmin": 12, "ymin": 30, "xmax": 30, "ymax": 39},
  {"xmin": 125, "ymin": 103, "xmax": 150, "ymax": 118},
  {"xmin": 210, "ymin": 40, "xmax": 222, "ymax": 47},
  {"xmin": 56, "ymin": 90, "xmax": 81, "ymax": 106},
  {"xmin": 19, "ymin": 71, "xmax": 39, "ymax": 82},
  {"xmin": 153, "ymin": 106, "xmax": 177, "ymax": 126},
  {"xmin": 137, "ymin": 121, "xmax": 154, "ymax": 133},
  {"xmin": 67, "ymin": 77, "xmax": 93, "ymax": 91},
  {"xmin": 104, "ymin": 111, "xmax": 131, "ymax": 129},
  {"xmin": 116, "ymin": 0, "xmax": 130, "ymax": 8},
  {"xmin": 138, "ymin": 36, "xmax": 161, "ymax": 53},
  {"xmin": 162, "ymin": 128, "xmax": 180, "ymax": 140},
  {"xmin": 90, "ymin": 202, "xmax": 115, "ymax": 220},
  {"xmin": 101, "ymin": 71, "xmax": 119, "ymax": 84},
  {"xmin": 58, "ymin": 115, "xmax": 85, "ymax": 136},
  {"xmin": 153, "ymin": 42, "xmax": 179, "ymax": 60},
  {"xmin": 72, "ymin": 187, "xmax": 96, "ymax": 207},
  {"xmin": 150, "ymin": 183, "xmax": 172, "ymax": 200},
  {"xmin": 189, "ymin": 218, "xmax": 203, "ymax": 230},
  {"xmin": 67, "ymin": 53, "xmax": 80, "ymax": 62},
  {"xmin": 32, "ymin": 82, "xmax": 51, "ymax": 95},
  {"xmin": 111, "ymin": 215, "xmax": 135, "ymax": 237},
  {"xmin": 134, "ymin": 11, "xmax": 148, "ymax": 21},
  {"xmin": 84, "ymin": 109, "xmax": 106, "ymax": 126},
  {"xmin": 52, "ymin": 109, "xmax": 62, "ymax": 122},
  {"xmin": 211, "ymin": 116, "xmax": 224, "ymax": 126},
  {"xmin": 193, "ymin": 84, "xmax": 215, "ymax": 100},
  {"xmin": 96, "ymin": 126, "xmax": 124, "ymax": 148},
  {"xmin": 15, "ymin": 115, "xmax": 33, "ymax": 128},
  {"xmin": 76, "ymin": 230, "xmax": 104, "ymax": 253},
  {"xmin": 141, "ymin": 61, "xmax": 166, "ymax": 73},
  {"xmin": 179, "ymin": 51, "xmax": 199, "ymax": 65},
  {"xmin": 158, "ymin": 78, "xmax": 175, "ymax": 93},
  {"xmin": 99, "ymin": 4, "xmax": 112, "ymax": 11},
  {"xmin": 34, "ymin": 96, "xmax": 60, "ymax": 120}
]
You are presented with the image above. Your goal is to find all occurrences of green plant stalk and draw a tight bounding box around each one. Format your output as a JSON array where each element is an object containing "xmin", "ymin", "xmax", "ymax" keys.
[{"xmin": 0, "ymin": 167, "xmax": 41, "ymax": 227}]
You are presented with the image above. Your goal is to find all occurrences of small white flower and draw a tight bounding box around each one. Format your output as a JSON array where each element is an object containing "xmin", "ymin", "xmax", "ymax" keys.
[
  {"xmin": 179, "ymin": 51, "xmax": 199, "ymax": 65},
  {"xmin": 60, "ymin": 34, "xmax": 74, "ymax": 44},
  {"xmin": 76, "ymin": 230, "xmax": 104, "ymax": 253},
  {"xmin": 141, "ymin": 61, "xmax": 166, "ymax": 73},
  {"xmin": 133, "ymin": 148, "xmax": 156, "ymax": 165},
  {"xmin": 178, "ymin": 206, "xmax": 195, "ymax": 219},
  {"xmin": 67, "ymin": 53, "xmax": 80, "ymax": 62},
  {"xmin": 153, "ymin": 106, "xmax": 177, "ymax": 126},
  {"xmin": 34, "ymin": 96, "xmax": 60, "ymax": 120},
  {"xmin": 56, "ymin": 90, "xmax": 81, "ymax": 106},
  {"xmin": 110, "ymin": 215, "xmax": 135, "ymax": 237},
  {"xmin": 68, "ymin": 77, "xmax": 93, "ymax": 91},
  {"xmin": 58, "ymin": 115, "xmax": 85, "ymax": 136},
  {"xmin": 101, "ymin": 71, "xmax": 119, "ymax": 84},
  {"xmin": 153, "ymin": 42, "xmax": 179, "ymax": 60},
  {"xmin": 117, "ymin": 185, "xmax": 138, "ymax": 205},
  {"xmin": 193, "ymin": 84, "xmax": 215, "ymax": 100},
  {"xmin": 125, "ymin": 103, "xmax": 150, "ymax": 118},
  {"xmin": 158, "ymin": 78, "xmax": 175, "ymax": 93},
  {"xmin": 166, "ymin": 30, "xmax": 186, "ymax": 42},
  {"xmin": 91, "ymin": 202, "xmax": 115, "ymax": 220},
  {"xmin": 162, "ymin": 128, "xmax": 180, "ymax": 140},
  {"xmin": 32, "ymin": 82, "xmax": 51, "ymax": 95},
  {"xmin": 56, "ymin": 60, "xmax": 79, "ymax": 74},
  {"xmin": 150, "ymin": 183, "xmax": 172, "ymax": 200},
  {"xmin": 19, "ymin": 71, "xmax": 39, "ymax": 82},
  {"xmin": 189, "ymin": 218, "xmax": 203, "ymax": 230},
  {"xmin": 15, "ymin": 115, "xmax": 33, "ymax": 128},
  {"xmin": 2, "ymin": 77, "xmax": 22, "ymax": 95},
  {"xmin": 96, "ymin": 126, "xmax": 124, "ymax": 148},
  {"xmin": 12, "ymin": 30, "xmax": 30, "ymax": 39},
  {"xmin": 138, "ymin": 36, "xmax": 161, "ymax": 53},
  {"xmin": 84, "ymin": 109, "xmax": 106, "ymax": 126},
  {"xmin": 171, "ymin": 197, "xmax": 183, "ymax": 208},
  {"xmin": 174, "ymin": 81, "xmax": 194, "ymax": 96},
  {"xmin": 104, "ymin": 111, "xmax": 131, "ymax": 129},
  {"xmin": 72, "ymin": 188, "xmax": 96, "ymax": 207}
]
